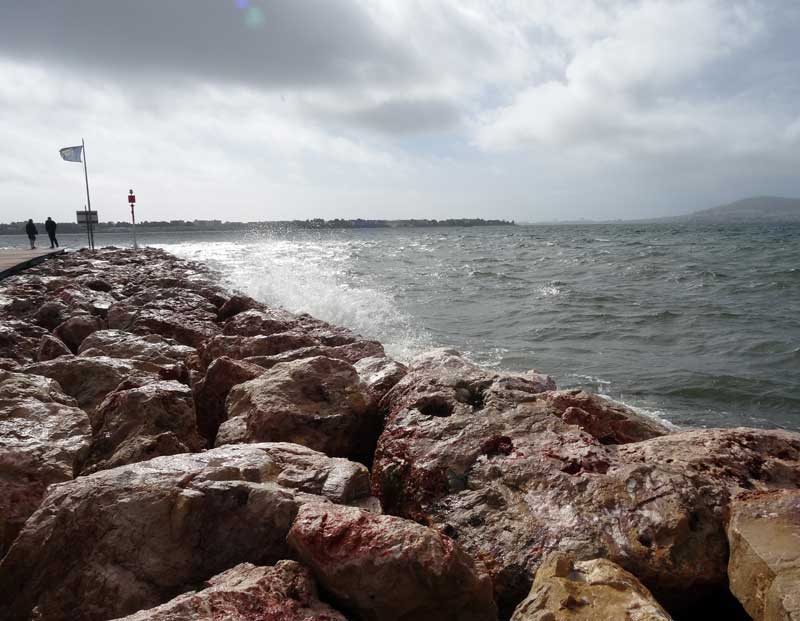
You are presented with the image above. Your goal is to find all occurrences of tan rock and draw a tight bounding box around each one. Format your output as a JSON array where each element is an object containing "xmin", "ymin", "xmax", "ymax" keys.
[
  {"xmin": 110, "ymin": 561, "xmax": 348, "ymax": 621},
  {"xmin": 219, "ymin": 356, "xmax": 374, "ymax": 461},
  {"xmin": 288, "ymin": 503, "xmax": 498, "ymax": 621},
  {"xmin": 511, "ymin": 554, "xmax": 672, "ymax": 621},
  {"xmin": 83, "ymin": 380, "xmax": 204, "ymax": 473},
  {"xmin": 0, "ymin": 370, "xmax": 91, "ymax": 556},
  {"xmin": 0, "ymin": 442, "xmax": 374, "ymax": 621},
  {"xmin": 78, "ymin": 329, "xmax": 195, "ymax": 365},
  {"xmin": 727, "ymin": 489, "xmax": 800, "ymax": 621}
]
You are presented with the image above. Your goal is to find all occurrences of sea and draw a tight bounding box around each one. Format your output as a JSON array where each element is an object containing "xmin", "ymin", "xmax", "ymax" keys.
[{"xmin": 4, "ymin": 222, "xmax": 799, "ymax": 431}]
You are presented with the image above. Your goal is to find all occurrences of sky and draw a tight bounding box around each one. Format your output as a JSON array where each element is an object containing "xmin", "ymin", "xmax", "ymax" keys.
[{"xmin": 0, "ymin": 0, "xmax": 799, "ymax": 223}]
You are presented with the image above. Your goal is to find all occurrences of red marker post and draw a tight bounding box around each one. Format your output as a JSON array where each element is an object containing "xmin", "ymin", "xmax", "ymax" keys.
[{"xmin": 128, "ymin": 189, "xmax": 138, "ymax": 250}]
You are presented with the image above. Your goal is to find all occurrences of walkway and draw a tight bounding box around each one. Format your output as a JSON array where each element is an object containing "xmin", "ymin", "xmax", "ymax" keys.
[{"xmin": 0, "ymin": 248, "xmax": 66, "ymax": 280}]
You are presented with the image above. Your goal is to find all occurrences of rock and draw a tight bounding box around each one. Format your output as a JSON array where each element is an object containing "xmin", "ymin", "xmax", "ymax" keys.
[
  {"xmin": 243, "ymin": 340, "xmax": 386, "ymax": 369},
  {"xmin": 192, "ymin": 356, "xmax": 265, "ymax": 446},
  {"xmin": 82, "ymin": 278, "xmax": 113, "ymax": 292},
  {"xmin": 0, "ymin": 370, "xmax": 91, "ymax": 557},
  {"xmin": 222, "ymin": 308, "xmax": 298, "ymax": 337},
  {"xmin": 540, "ymin": 389, "xmax": 673, "ymax": 444},
  {"xmin": 78, "ymin": 329, "xmax": 195, "ymax": 365},
  {"xmin": 83, "ymin": 380, "xmax": 204, "ymax": 473},
  {"xmin": 33, "ymin": 301, "xmax": 69, "ymax": 330},
  {"xmin": 372, "ymin": 356, "xmax": 800, "ymax": 617},
  {"xmin": 726, "ymin": 489, "xmax": 800, "ymax": 621},
  {"xmin": 287, "ymin": 503, "xmax": 498, "ymax": 621},
  {"xmin": 219, "ymin": 356, "xmax": 375, "ymax": 462},
  {"xmin": 53, "ymin": 314, "xmax": 105, "ymax": 353},
  {"xmin": 0, "ymin": 442, "xmax": 374, "ymax": 621},
  {"xmin": 0, "ymin": 320, "xmax": 49, "ymax": 363},
  {"xmin": 131, "ymin": 308, "xmax": 220, "ymax": 348},
  {"xmin": 36, "ymin": 334, "xmax": 72, "ymax": 361},
  {"xmin": 511, "ymin": 554, "xmax": 673, "ymax": 621},
  {"xmin": 217, "ymin": 295, "xmax": 265, "ymax": 322},
  {"xmin": 354, "ymin": 355, "xmax": 408, "ymax": 402},
  {"xmin": 110, "ymin": 561, "xmax": 348, "ymax": 621},
  {"xmin": 23, "ymin": 356, "xmax": 158, "ymax": 420},
  {"xmin": 199, "ymin": 333, "xmax": 319, "ymax": 366}
]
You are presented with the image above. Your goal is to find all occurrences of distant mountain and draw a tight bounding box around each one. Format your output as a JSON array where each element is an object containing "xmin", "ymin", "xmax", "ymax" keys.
[{"xmin": 678, "ymin": 196, "xmax": 800, "ymax": 223}]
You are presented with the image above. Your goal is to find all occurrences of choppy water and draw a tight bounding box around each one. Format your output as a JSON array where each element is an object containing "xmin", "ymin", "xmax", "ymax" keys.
[{"xmin": 5, "ymin": 223, "xmax": 799, "ymax": 430}]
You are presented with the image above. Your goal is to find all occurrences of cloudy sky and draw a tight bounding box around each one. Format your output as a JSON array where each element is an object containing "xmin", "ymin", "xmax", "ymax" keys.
[{"xmin": 1, "ymin": 0, "xmax": 798, "ymax": 223}]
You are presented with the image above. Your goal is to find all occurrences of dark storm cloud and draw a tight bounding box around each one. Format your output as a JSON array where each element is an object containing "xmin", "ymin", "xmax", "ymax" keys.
[{"xmin": 0, "ymin": 0, "xmax": 418, "ymax": 89}]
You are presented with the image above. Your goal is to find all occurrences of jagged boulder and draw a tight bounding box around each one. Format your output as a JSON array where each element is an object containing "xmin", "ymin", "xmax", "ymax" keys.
[
  {"xmin": 540, "ymin": 389, "xmax": 673, "ymax": 444},
  {"xmin": 78, "ymin": 329, "xmax": 195, "ymax": 365},
  {"xmin": 131, "ymin": 308, "xmax": 220, "ymax": 348},
  {"xmin": 199, "ymin": 333, "xmax": 319, "ymax": 366},
  {"xmin": 23, "ymin": 356, "xmax": 159, "ymax": 420},
  {"xmin": 33, "ymin": 300, "xmax": 69, "ymax": 330},
  {"xmin": 0, "ymin": 443, "xmax": 374, "ymax": 621},
  {"xmin": 192, "ymin": 356, "xmax": 265, "ymax": 445},
  {"xmin": 111, "ymin": 561, "xmax": 348, "ymax": 621},
  {"xmin": 511, "ymin": 554, "xmax": 673, "ymax": 621},
  {"xmin": 726, "ymin": 489, "xmax": 800, "ymax": 621},
  {"xmin": 372, "ymin": 351, "xmax": 800, "ymax": 616},
  {"xmin": 36, "ymin": 334, "xmax": 71, "ymax": 361},
  {"xmin": 243, "ymin": 340, "xmax": 386, "ymax": 369},
  {"xmin": 53, "ymin": 314, "xmax": 105, "ymax": 353},
  {"xmin": 0, "ymin": 370, "xmax": 91, "ymax": 556},
  {"xmin": 354, "ymin": 355, "xmax": 408, "ymax": 402},
  {"xmin": 0, "ymin": 320, "xmax": 49, "ymax": 363},
  {"xmin": 219, "ymin": 356, "xmax": 375, "ymax": 461},
  {"xmin": 288, "ymin": 503, "xmax": 498, "ymax": 621},
  {"xmin": 82, "ymin": 380, "xmax": 203, "ymax": 473}
]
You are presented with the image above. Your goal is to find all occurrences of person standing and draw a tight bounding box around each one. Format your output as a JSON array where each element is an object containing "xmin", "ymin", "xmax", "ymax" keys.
[
  {"xmin": 25, "ymin": 219, "xmax": 38, "ymax": 250},
  {"xmin": 45, "ymin": 217, "xmax": 59, "ymax": 248}
]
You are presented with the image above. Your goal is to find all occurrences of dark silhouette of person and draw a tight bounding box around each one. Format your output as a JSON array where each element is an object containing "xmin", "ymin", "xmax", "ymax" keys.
[
  {"xmin": 25, "ymin": 219, "xmax": 38, "ymax": 250},
  {"xmin": 45, "ymin": 217, "xmax": 58, "ymax": 248}
]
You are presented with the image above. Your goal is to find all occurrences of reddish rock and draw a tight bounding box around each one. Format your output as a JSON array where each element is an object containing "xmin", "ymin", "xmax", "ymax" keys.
[
  {"xmin": 219, "ymin": 356, "xmax": 374, "ymax": 461},
  {"xmin": 222, "ymin": 308, "xmax": 298, "ymax": 337},
  {"xmin": 78, "ymin": 329, "xmax": 195, "ymax": 365},
  {"xmin": 354, "ymin": 355, "xmax": 408, "ymax": 403},
  {"xmin": 199, "ymin": 332, "xmax": 318, "ymax": 366},
  {"xmin": 287, "ymin": 503, "xmax": 498, "ymax": 621},
  {"xmin": 111, "ymin": 561, "xmax": 348, "ymax": 621},
  {"xmin": 33, "ymin": 301, "xmax": 69, "ymax": 330},
  {"xmin": 0, "ymin": 320, "xmax": 49, "ymax": 363},
  {"xmin": 131, "ymin": 309, "xmax": 220, "ymax": 348},
  {"xmin": 0, "ymin": 370, "xmax": 91, "ymax": 557},
  {"xmin": 726, "ymin": 489, "xmax": 800, "ymax": 621},
  {"xmin": 371, "ymin": 351, "xmax": 800, "ymax": 616},
  {"xmin": 243, "ymin": 340, "xmax": 385, "ymax": 369},
  {"xmin": 193, "ymin": 356, "xmax": 265, "ymax": 445},
  {"xmin": 83, "ymin": 380, "xmax": 204, "ymax": 473},
  {"xmin": 217, "ymin": 295, "xmax": 266, "ymax": 322},
  {"xmin": 0, "ymin": 443, "xmax": 374, "ymax": 621},
  {"xmin": 53, "ymin": 314, "xmax": 105, "ymax": 353},
  {"xmin": 23, "ymin": 356, "xmax": 158, "ymax": 421},
  {"xmin": 541, "ymin": 389, "xmax": 673, "ymax": 444},
  {"xmin": 36, "ymin": 334, "xmax": 72, "ymax": 361}
]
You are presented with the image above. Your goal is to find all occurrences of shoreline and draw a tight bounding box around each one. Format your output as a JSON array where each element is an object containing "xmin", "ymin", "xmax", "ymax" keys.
[{"xmin": 0, "ymin": 247, "xmax": 798, "ymax": 620}]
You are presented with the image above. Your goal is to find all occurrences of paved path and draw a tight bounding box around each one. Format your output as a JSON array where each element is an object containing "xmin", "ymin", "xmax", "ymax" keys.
[{"xmin": 0, "ymin": 248, "xmax": 66, "ymax": 280}]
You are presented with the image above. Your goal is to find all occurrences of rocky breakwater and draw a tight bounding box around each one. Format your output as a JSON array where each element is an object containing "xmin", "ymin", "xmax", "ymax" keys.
[{"xmin": 0, "ymin": 247, "xmax": 797, "ymax": 621}]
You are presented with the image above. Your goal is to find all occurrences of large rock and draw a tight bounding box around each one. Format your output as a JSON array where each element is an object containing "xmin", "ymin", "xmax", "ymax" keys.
[
  {"xmin": 216, "ymin": 294, "xmax": 265, "ymax": 322},
  {"xmin": 219, "ymin": 356, "xmax": 375, "ymax": 462},
  {"xmin": 0, "ymin": 370, "xmax": 91, "ymax": 556},
  {"xmin": 511, "ymin": 554, "xmax": 673, "ymax": 621},
  {"xmin": 78, "ymin": 329, "xmax": 195, "ymax": 365},
  {"xmin": 111, "ymin": 561, "xmax": 348, "ymax": 621},
  {"xmin": 354, "ymin": 355, "xmax": 408, "ymax": 402},
  {"xmin": 540, "ymin": 389, "xmax": 674, "ymax": 444},
  {"xmin": 199, "ymin": 333, "xmax": 319, "ymax": 366},
  {"xmin": 22, "ymin": 356, "xmax": 159, "ymax": 419},
  {"xmin": 36, "ymin": 334, "xmax": 72, "ymax": 361},
  {"xmin": 288, "ymin": 503, "xmax": 498, "ymax": 621},
  {"xmin": 0, "ymin": 443, "xmax": 374, "ymax": 621},
  {"xmin": 33, "ymin": 301, "xmax": 69, "ymax": 330},
  {"xmin": 131, "ymin": 308, "xmax": 220, "ymax": 348},
  {"xmin": 0, "ymin": 320, "xmax": 49, "ymax": 363},
  {"xmin": 726, "ymin": 489, "xmax": 800, "ymax": 621},
  {"xmin": 192, "ymin": 356, "xmax": 265, "ymax": 445},
  {"xmin": 243, "ymin": 339, "xmax": 386, "ymax": 368},
  {"xmin": 372, "ymin": 352, "xmax": 800, "ymax": 616},
  {"xmin": 53, "ymin": 314, "xmax": 105, "ymax": 353},
  {"xmin": 83, "ymin": 380, "xmax": 204, "ymax": 473}
]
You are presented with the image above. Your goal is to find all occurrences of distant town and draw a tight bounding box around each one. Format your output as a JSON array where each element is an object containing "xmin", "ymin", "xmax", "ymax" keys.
[{"xmin": 0, "ymin": 218, "xmax": 515, "ymax": 235}]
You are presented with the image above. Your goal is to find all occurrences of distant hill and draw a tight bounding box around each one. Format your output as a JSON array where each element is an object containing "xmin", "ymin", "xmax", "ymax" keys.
[{"xmin": 679, "ymin": 196, "xmax": 800, "ymax": 223}]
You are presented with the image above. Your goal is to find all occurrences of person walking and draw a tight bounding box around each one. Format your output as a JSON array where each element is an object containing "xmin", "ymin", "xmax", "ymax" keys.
[
  {"xmin": 45, "ymin": 217, "xmax": 59, "ymax": 248},
  {"xmin": 25, "ymin": 219, "xmax": 38, "ymax": 250}
]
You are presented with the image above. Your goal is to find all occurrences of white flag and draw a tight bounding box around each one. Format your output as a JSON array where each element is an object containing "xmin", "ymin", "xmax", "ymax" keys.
[{"xmin": 59, "ymin": 145, "xmax": 83, "ymax": 163}]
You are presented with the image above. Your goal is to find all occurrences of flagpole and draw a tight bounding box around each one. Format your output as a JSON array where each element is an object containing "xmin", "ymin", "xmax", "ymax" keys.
[{"xmin": 81, "ymin": 138, "xmax": 94, "ymax": 251}]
